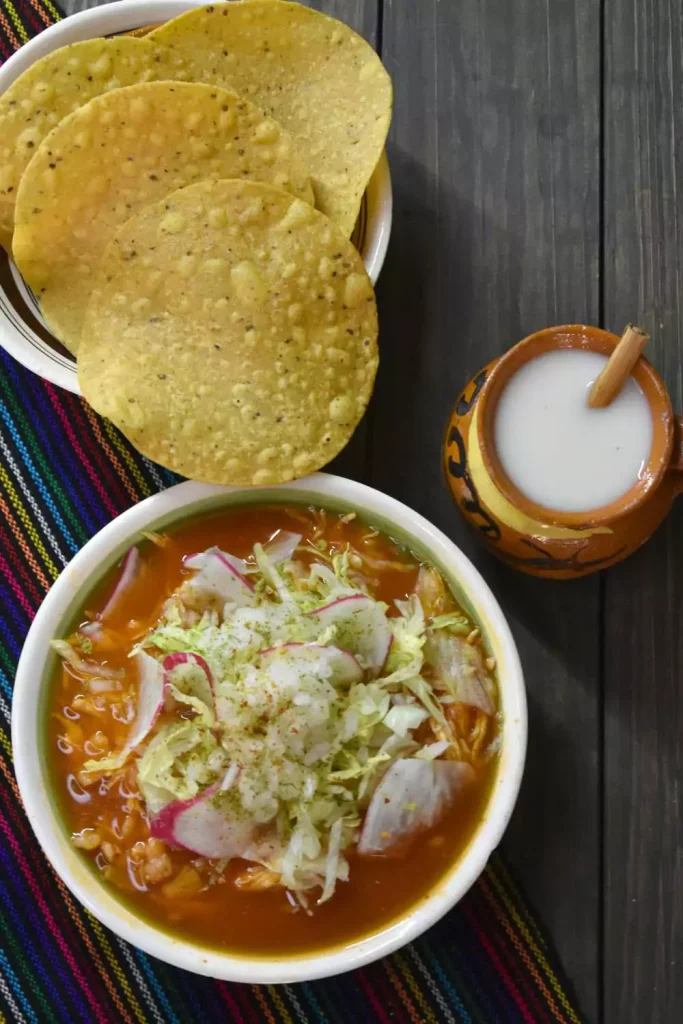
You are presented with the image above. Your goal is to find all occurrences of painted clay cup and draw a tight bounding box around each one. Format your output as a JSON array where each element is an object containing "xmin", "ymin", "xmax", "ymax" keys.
[{"xmin": 443, "ymin": 325, "xmax": 683, "ymax": 579}]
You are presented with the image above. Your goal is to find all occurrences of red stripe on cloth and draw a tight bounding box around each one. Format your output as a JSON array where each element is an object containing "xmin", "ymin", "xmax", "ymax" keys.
[
  {"xmin": 234, "ymin": 984, "xmax": 268, "ymax": 1024},
  {"xmin": 80, "ymin": 402, "xmax": 140, "ymax": 504},
  {"xmin": 357, "ymin": 968, "xmax": 395, "ymax": 1024},
  {"xmin": 0, "ymin": 492, "xmax": 51, "ymax": 590},
  {"xmin": 64, "ymin": 399, "xmax": 134, "ymax": 510},
  {"xmin": 0, "ymin": 517, "xmax": 44, "ymax": 606},
  {"xmin": 216, "ymin": 982, "xmax": 248, "ymax": 1024},
  {"xmin": 44, "ymin": 384, "xmax": 120, "ymax": 517},
  {"xmin": 0, "ymin": 547, "xmax": 36, "ymax": 617}
]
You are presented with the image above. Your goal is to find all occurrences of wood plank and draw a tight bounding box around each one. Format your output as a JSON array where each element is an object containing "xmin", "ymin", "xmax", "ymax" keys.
[
  {"xmin": 374, "ymin": 1, "xmax": 601, "ymax": 1017},
  {"xmin": 603, "ymin": 1, "xmax": 683, "ymax": 1020}
]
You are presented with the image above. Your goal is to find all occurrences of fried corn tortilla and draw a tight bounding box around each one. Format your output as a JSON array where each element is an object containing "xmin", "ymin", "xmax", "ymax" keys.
[
  {"xmin": 150, "ymin": 1, "xmax": 392, "ymax": 236},
  {"xmin": 78, "ymin": 179, "xmax": 379, "ymax": 486},
  {"xmin": 13, "ymin": 81, "xmax": 313, "ymax": 353},
  {"xmin": 0, "ymin": 36, "xmax": 199, "ymax": 252}
]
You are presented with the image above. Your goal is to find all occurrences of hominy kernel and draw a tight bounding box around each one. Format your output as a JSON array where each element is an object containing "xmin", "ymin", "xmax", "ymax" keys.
[
  {"xmin": 129, "ymin": 842, "xmax": 146, "ymax": 864},
  {"xmin": 72, "ymin": 694, "xmax": 104, "ymax": 716},
  {"xmin": 101, "ymin": 841, "xmax": 119, "ymax": 863},
  {"xmin": 143, "ymin": 852, "xmax": 172, "ymax": 885},
  {"xmin": 121, "ymin": 815, "xmax": 136, "ymax": 839},
  {"xmin": 72, "ymin": 829, "xmax": 101, "ymax": 851},
  {"xmin": 161, "ymin": 866, "xmax": 203, "ymax": 899},
  {"xmin": 145, "ymin": 838, "xmax": 166, "ymax": 859},
  {"xmin": 89, "ymin": 730, "xmax": 109, "ymax": 751}
]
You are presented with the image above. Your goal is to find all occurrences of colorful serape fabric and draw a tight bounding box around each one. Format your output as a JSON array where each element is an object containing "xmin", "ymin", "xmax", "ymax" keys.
[{"xmin": 0, "ymin": 2, "xmax": 587, "ymax": 1021}]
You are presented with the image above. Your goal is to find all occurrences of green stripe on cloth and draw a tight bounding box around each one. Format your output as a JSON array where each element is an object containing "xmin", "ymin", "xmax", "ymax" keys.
[{"xmin": 0, "ymin": 2, "xmax": 587, "ymax": 1020}]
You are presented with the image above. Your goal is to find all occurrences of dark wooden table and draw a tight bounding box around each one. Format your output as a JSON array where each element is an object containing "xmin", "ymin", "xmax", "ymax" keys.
[{"xmin": 63, "ymin": 2, "xmax": 683, "ymax": 1021}]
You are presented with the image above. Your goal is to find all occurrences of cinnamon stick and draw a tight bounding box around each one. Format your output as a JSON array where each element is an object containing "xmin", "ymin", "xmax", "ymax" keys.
[{"xmin": 587, "ymin": 324, "xmax": 649, "ymax": 408}]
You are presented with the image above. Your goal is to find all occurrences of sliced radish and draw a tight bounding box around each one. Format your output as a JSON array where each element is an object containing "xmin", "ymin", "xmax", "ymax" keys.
[
  {"xmin": 358, "ymin": 758, "xmax": 475, "ymax": 855},
  {"xmin": 183, "ymin": 546, "xmax": 255, "ymax": 608},
  {"xmin": 124, "ymin": 651, "xmax": 167, "ymax": 752},
  {"xmin": 184, "ymin": 547, "xmax": 248, "ymax": 576},
  {"xmin": 424, "ymin": 632, "xmax": 494, "ymax": 714},
  {"xmin": 150, "ymin": 782, "xmax": 255, "ymax": 858},
  {"xmin": 162, "ymin": 651, "xmax": 214, "ymax": 708},
  {"xmin": 259, "ymin": 642, "xmax": 362, "ymax": 686},
  {"xmin": 414, "ymin": 564, "xmax": 448, "ymax": 617},
  {"xmin": 263, "ymin": 530, "xmax": 302, "ymax": 565},
  {"xmin": 101, "ymin": 547, "xmax": 141, "ymax": 622},
  {"xmin": 310, "ymin": 595, "xmax": 391, "ymax": 676}
]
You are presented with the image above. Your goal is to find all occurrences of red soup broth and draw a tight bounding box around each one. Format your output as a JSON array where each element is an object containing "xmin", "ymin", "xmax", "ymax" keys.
[{"xmin": 46, "ymin": 504, "xmax": 499, "ymax": 955}]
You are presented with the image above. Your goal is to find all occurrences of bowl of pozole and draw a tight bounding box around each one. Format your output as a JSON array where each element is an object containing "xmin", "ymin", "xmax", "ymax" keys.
[{"xmin": 13, "ymin": 475, "xmax": 526, "ymax": 982}]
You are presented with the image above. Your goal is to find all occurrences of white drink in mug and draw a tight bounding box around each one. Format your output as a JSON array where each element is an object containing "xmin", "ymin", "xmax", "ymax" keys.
[{"xmin": 493, "ymin": 349, "xmax": 653, "ymax": 513}]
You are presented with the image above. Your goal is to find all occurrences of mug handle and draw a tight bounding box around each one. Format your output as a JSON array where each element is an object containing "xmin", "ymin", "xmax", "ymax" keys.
[{"xmin": 672, "ymin": 416, "xmax": 683, "ymax": 494}]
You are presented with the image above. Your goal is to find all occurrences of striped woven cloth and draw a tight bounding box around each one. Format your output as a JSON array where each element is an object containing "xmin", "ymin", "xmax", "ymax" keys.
[{"xmin": 0, "ymin": 2, "xmax": 586, "ymax": 1021}]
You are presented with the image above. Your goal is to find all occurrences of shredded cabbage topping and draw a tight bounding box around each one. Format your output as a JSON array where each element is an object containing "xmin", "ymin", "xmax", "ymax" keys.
[{"xmin": 56, "ymin": 531, "xmax": 499, "ymax": 904}]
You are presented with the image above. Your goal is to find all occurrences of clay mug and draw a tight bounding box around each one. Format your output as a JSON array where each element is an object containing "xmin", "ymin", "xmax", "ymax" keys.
[{"xmin": 443, "ymin": 324, "xmax": 683, "ymax": 579}]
